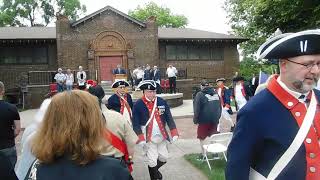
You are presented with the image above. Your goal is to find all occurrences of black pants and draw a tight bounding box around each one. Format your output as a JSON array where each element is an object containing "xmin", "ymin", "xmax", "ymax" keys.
[{"xmin": 169, "ymin": 77, "xmax": 176, "ymax": 93}]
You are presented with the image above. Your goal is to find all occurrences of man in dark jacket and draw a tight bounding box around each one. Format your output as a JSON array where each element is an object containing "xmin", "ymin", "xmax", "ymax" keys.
[{"xmin": 193, "ymin": 79, "xmax": 222, "ymax": 159}]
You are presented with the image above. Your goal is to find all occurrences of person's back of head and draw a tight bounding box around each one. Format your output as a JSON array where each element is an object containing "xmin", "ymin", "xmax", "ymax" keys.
[{"xmin": 31, "ymin": 90, "xmax": 106, "ymax": 165}]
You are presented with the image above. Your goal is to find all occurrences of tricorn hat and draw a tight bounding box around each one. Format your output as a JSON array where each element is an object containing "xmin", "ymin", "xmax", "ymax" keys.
[
  {"xmin": 137, "ymin": 80, "xmax": 157, "ymax": 90},
  {"xmin": 216, "ymin": 78, "xmax": 226, "ymax": 83},
  {"xmin": 257, "ymin": 29, "xmax": 320, "ymax": 60},
  {"xmin": 111, "ymin": 80, "xmax": 130, "ymax": 88}
]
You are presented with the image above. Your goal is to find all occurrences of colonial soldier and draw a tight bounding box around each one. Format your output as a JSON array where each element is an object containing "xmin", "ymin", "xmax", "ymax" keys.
[
  {"xmin": 232, "ymin": 76, "xmax": 253, "ymax": 110},
  {"xmin": 226, "ymin": 29, "xmax": 320, "ymax": 180},
  {"xmin": 132, "ymin": 80, "xmax": 179, "ymax": 180},
  {"xmin": 216, "ymin": 78, "xmax": 233, "ymax": 115},
  {"xmin": 107, "ymin": 80, "xmax": 133, "ymax": 125}
]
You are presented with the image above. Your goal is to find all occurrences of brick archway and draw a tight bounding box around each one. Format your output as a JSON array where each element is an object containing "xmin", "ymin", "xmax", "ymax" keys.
[{"xmin": 92, "ymin": 31, "xmax": 128, "ymax": 82}]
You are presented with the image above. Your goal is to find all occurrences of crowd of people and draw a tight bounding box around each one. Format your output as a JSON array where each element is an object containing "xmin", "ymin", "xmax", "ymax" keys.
[
  {"xmin": 53, "ymin": 65, "xmax": 87, "ymax": 92},
  {"xmin": 2, "ymin": 29, "xmax": 320, "ymax": 180},
  {"xmin": 128, "ymin": 64, "xmax": 178, "ymax": 94}
]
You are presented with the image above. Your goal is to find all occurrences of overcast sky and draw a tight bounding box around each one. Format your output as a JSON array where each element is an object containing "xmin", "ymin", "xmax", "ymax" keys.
[{"xmin": 79, "ymin": 0, "xmax": 231, "ymax": 34}]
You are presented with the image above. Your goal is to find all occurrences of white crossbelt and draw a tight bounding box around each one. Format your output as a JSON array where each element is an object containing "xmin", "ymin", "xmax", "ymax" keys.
[{"xmin": 250, "ymin": 91, "xmax": 317, "ymax": 180}]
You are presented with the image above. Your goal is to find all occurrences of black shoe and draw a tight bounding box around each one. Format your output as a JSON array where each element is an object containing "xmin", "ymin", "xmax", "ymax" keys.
[
  {"xmin": 148, "ymin": 166, "xmax": 161, "ymax": 180},
  {"xmin": 156, "ymin": 160, "xmax": 166, "ymax": 179}
]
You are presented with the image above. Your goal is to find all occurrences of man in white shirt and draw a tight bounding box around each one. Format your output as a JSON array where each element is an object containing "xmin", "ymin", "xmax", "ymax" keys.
[
  {"xmin": 166, "ymin": 64, "xmax": 178, "ymax": 93},
  {"xmin": 54, "ymin": 68, "xmax": 66, "ymax": 92},
  {"xmin": 76, "ymin": 66, "xmax": 87, "ymax": 90},
  {"xmin": 133, "ymin": 66, "xmax": 144, "ymax": 86}
]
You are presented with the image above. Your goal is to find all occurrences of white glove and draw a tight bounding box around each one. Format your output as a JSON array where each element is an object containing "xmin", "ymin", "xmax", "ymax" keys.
[
  {"xmin": 86, "ymin": 84, "xmax": 91, "ymax": 89},
  {"xmin": 172, "ymin": 136, "xmax": 178, "ymax": 142},
  {"xmin": 223, "ymin": 107, "xmax": 229, "ymax": 110}
]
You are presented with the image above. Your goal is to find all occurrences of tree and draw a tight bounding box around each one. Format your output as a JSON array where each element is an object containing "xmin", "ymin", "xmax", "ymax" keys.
[
  {"xmin": 224, "ymin": 0, "xmax": 320, "ymax": 58},
  {"xmin": 128, "ymin": 2, "xmax": 188, "ymax": 28},
  {"xmin": 0, "ymin": 0, "xmax": 86, "ymax": 27},
  {"xmin": 239, "ymin": 57, "xmax": 278, "ymax": 80}
]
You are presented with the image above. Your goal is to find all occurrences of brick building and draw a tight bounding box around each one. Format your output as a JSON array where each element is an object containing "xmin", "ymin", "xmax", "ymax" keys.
[{"xmin": 0, "ymin": 6, "xmax": 247, "ymax": 107}]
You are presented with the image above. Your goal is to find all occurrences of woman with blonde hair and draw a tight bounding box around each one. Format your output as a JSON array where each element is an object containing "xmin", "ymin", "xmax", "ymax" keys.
[{"xmin": 26, "ymin": 90, "xmax": 132, "ymax": 180}]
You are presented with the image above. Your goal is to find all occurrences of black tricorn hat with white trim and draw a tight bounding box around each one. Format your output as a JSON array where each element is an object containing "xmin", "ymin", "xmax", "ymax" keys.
[
  {"xmin": 257, "ymin": 29, "xmax": 320, "ymax": 60},
  {"xmin": 111, "ymin": 80, "xmax": 130, "ymax": 88},
  {"xmin": 216, "ymin": 78, "xmax": 226, "ymax": 82},
  {"xmin": 137, "ymin": 80, "xmax": 157, "ymax": 90}
]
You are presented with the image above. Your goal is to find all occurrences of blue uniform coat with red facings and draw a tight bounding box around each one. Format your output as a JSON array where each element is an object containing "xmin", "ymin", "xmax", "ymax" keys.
[
  {"xmin": 107, "ymin": 93, "xmax": 133, "ymax": 113},
  {"xmin": 226, "ymin": 77, "xmax": 320, "ymax": 180},
  {"xmin": 132, "ymin": 97, "xmax": 178, "ymax": 142}
]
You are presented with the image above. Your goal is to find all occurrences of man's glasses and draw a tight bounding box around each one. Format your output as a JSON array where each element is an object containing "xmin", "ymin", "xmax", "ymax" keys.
[{"xmin": 285, "ymin": 59, "xmax": 320, "ymax": 70}]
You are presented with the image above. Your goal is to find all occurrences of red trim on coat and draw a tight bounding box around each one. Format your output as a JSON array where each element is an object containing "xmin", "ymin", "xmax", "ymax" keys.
[
  {"xmin": 117, "ymin": 93, "xmax": 132, "ymax": 120},
  {"xmin": 267, "ymin": 75, "xmax": 320, "ymax": 180},
  {"xmin": 142, "ymin": 96, "xmax": 168, "ymax": 142},
  {"xmin": 170, "ymin": 128, "xmax": 179, "ymax": 137}
]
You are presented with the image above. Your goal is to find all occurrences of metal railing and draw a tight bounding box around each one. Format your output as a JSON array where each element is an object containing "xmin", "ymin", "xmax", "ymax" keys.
[{"xmin": 28, "ymin": 70, "xmax": 90, "ymax": 85}]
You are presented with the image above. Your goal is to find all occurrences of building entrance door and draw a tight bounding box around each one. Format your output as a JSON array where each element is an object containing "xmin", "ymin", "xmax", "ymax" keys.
[{"xmin": 99, "ymin": 56, "xmax": 122, "ymax": 82}]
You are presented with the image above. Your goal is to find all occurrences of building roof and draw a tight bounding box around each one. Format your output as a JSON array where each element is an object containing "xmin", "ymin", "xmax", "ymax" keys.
[
  {"xmin": 71, "ymin": 6, "xmax": 146, "ymax": 28},
  {"xmin": 0, "ymin": 27, "xmax": 56, "ymax": 39},
  {"xmin": 0, "ymin": 27, "xmax": 247, "ymax": 42},
  {"xmin": 158, "ymin": 28, "xmax": 247, "ymax": 41}
]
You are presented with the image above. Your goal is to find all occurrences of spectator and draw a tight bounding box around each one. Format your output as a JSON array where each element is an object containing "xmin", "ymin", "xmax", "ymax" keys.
[
  {"xmin": 16, "ymin": 98, "xmax": 51, "ymax": 180},
  {"xmin": 0, "ymin": 81, "xmax": 20, "ymax": 169},
  {"xmin": 26, "ymin": 90, "xmax": 132, "ymax": 180},
  {"xmin": 76, "ymin": 66, "xmax": 87, "ymax": 90},
  {"xmin": 166, "ymin": 64, "xmax": 178, "ymax": 93},
  {"xmin": 143, "ymin": 64, "xmax": 152, "ymax": 80},
  {"xmin": 193, "ymin": 79, "xmax": 222, "ymax": 160},
  {"xmin": 87, "ymin": 81, "xmax": 105, "ymax": 109},
  {"xmin": 54, "ymin": 68, "xmax": 66, "ymax": 92},
  {"xmin": 113, "ymin": 64, "xmax": 126, "ymax": 75},
  {"xmin": 132, "ymin": 66, "xmax": 144, "ymax": 86},
  {"xmin": 152, "ymin": 66, "xmax": 162, "ymax": 94},
  {"xmin": 0, "ymin": 152, "xmax": 18, "ymax": 180},
  {"xmin": 250, "ymin": 73, "xmax": 259, "ymax": 93},
  {"xmin": 65, "ymin": 69, "xmax": 74, "ymax": 91}
]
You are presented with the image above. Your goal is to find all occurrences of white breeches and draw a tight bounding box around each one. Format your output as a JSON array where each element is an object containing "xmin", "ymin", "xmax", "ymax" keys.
[{"xmin": 144, "ymin": 141, "xmax": 168, "ymax": 167}]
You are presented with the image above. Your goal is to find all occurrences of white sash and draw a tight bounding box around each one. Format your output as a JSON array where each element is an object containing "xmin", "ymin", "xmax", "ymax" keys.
[
  {"xmin": 141, "ymin": 97, "xmax": 158, "ymax": 138},
  {"xmin": 118, "ymin": 95, "xmax": 132, "ymax": 125},
  {"xmin": 249, "ymin": 91, "xmax": 317, "ymax": 180}
]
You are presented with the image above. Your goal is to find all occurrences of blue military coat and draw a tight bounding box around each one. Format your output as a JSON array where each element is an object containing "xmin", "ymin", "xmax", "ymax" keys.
[
  {"xmin": 132, "ymin": 96, "xmax": 178, "ymax": 142},
  {"xmin": 107, "ymin": 93, "xmax": 133, "ymax": 113},
  {"xmin": 226, "ymin": 77, "xmax": 320, "ymax": 180}
]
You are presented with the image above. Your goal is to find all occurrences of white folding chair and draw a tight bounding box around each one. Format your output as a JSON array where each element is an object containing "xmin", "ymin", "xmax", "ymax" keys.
[{"xmin": 202, "ymin": 132, "xmax": 233, "ymax": 170}]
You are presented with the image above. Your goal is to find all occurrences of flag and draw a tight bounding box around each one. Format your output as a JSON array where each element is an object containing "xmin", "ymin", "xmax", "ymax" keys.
[{"xmin": 258, "ymin": 70, "xmax": 269, "ymax": 84}]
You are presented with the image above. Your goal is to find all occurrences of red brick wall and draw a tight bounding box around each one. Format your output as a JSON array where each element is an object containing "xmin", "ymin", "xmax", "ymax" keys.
[{"xmin": 56, "ymin": 11, "xmax": 158, "ymax": 74}]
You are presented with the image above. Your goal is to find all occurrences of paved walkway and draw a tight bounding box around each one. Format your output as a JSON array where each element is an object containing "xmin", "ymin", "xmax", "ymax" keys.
[{"xmin": 17, "ymin": 100, "xmax": 210, "ymax": 180}]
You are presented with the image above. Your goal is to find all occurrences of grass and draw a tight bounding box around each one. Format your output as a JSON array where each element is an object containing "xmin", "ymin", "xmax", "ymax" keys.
[{"xmin": 184, "ymin": 153, "xmax": 226, "ymax": 180}]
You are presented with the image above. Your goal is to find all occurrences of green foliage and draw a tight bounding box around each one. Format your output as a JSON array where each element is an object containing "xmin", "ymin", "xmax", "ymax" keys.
[
  {"xmin": 224, "ymin": 0, "xmax": 320, "ymax": 58},
  {"xmin": 239, "ymin": 57, "xmax": 278, "ymax": 80},
  {"xmin": 128, "ymin": 2, "xmax": 188, "ymax": 28},
  {"xmin": 184, "ymin": 153, "xmax": 226, "ymax": 180},
  {"xmin": 0, "ymin": 0, "xmax": 86, "ymax": 27}
]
